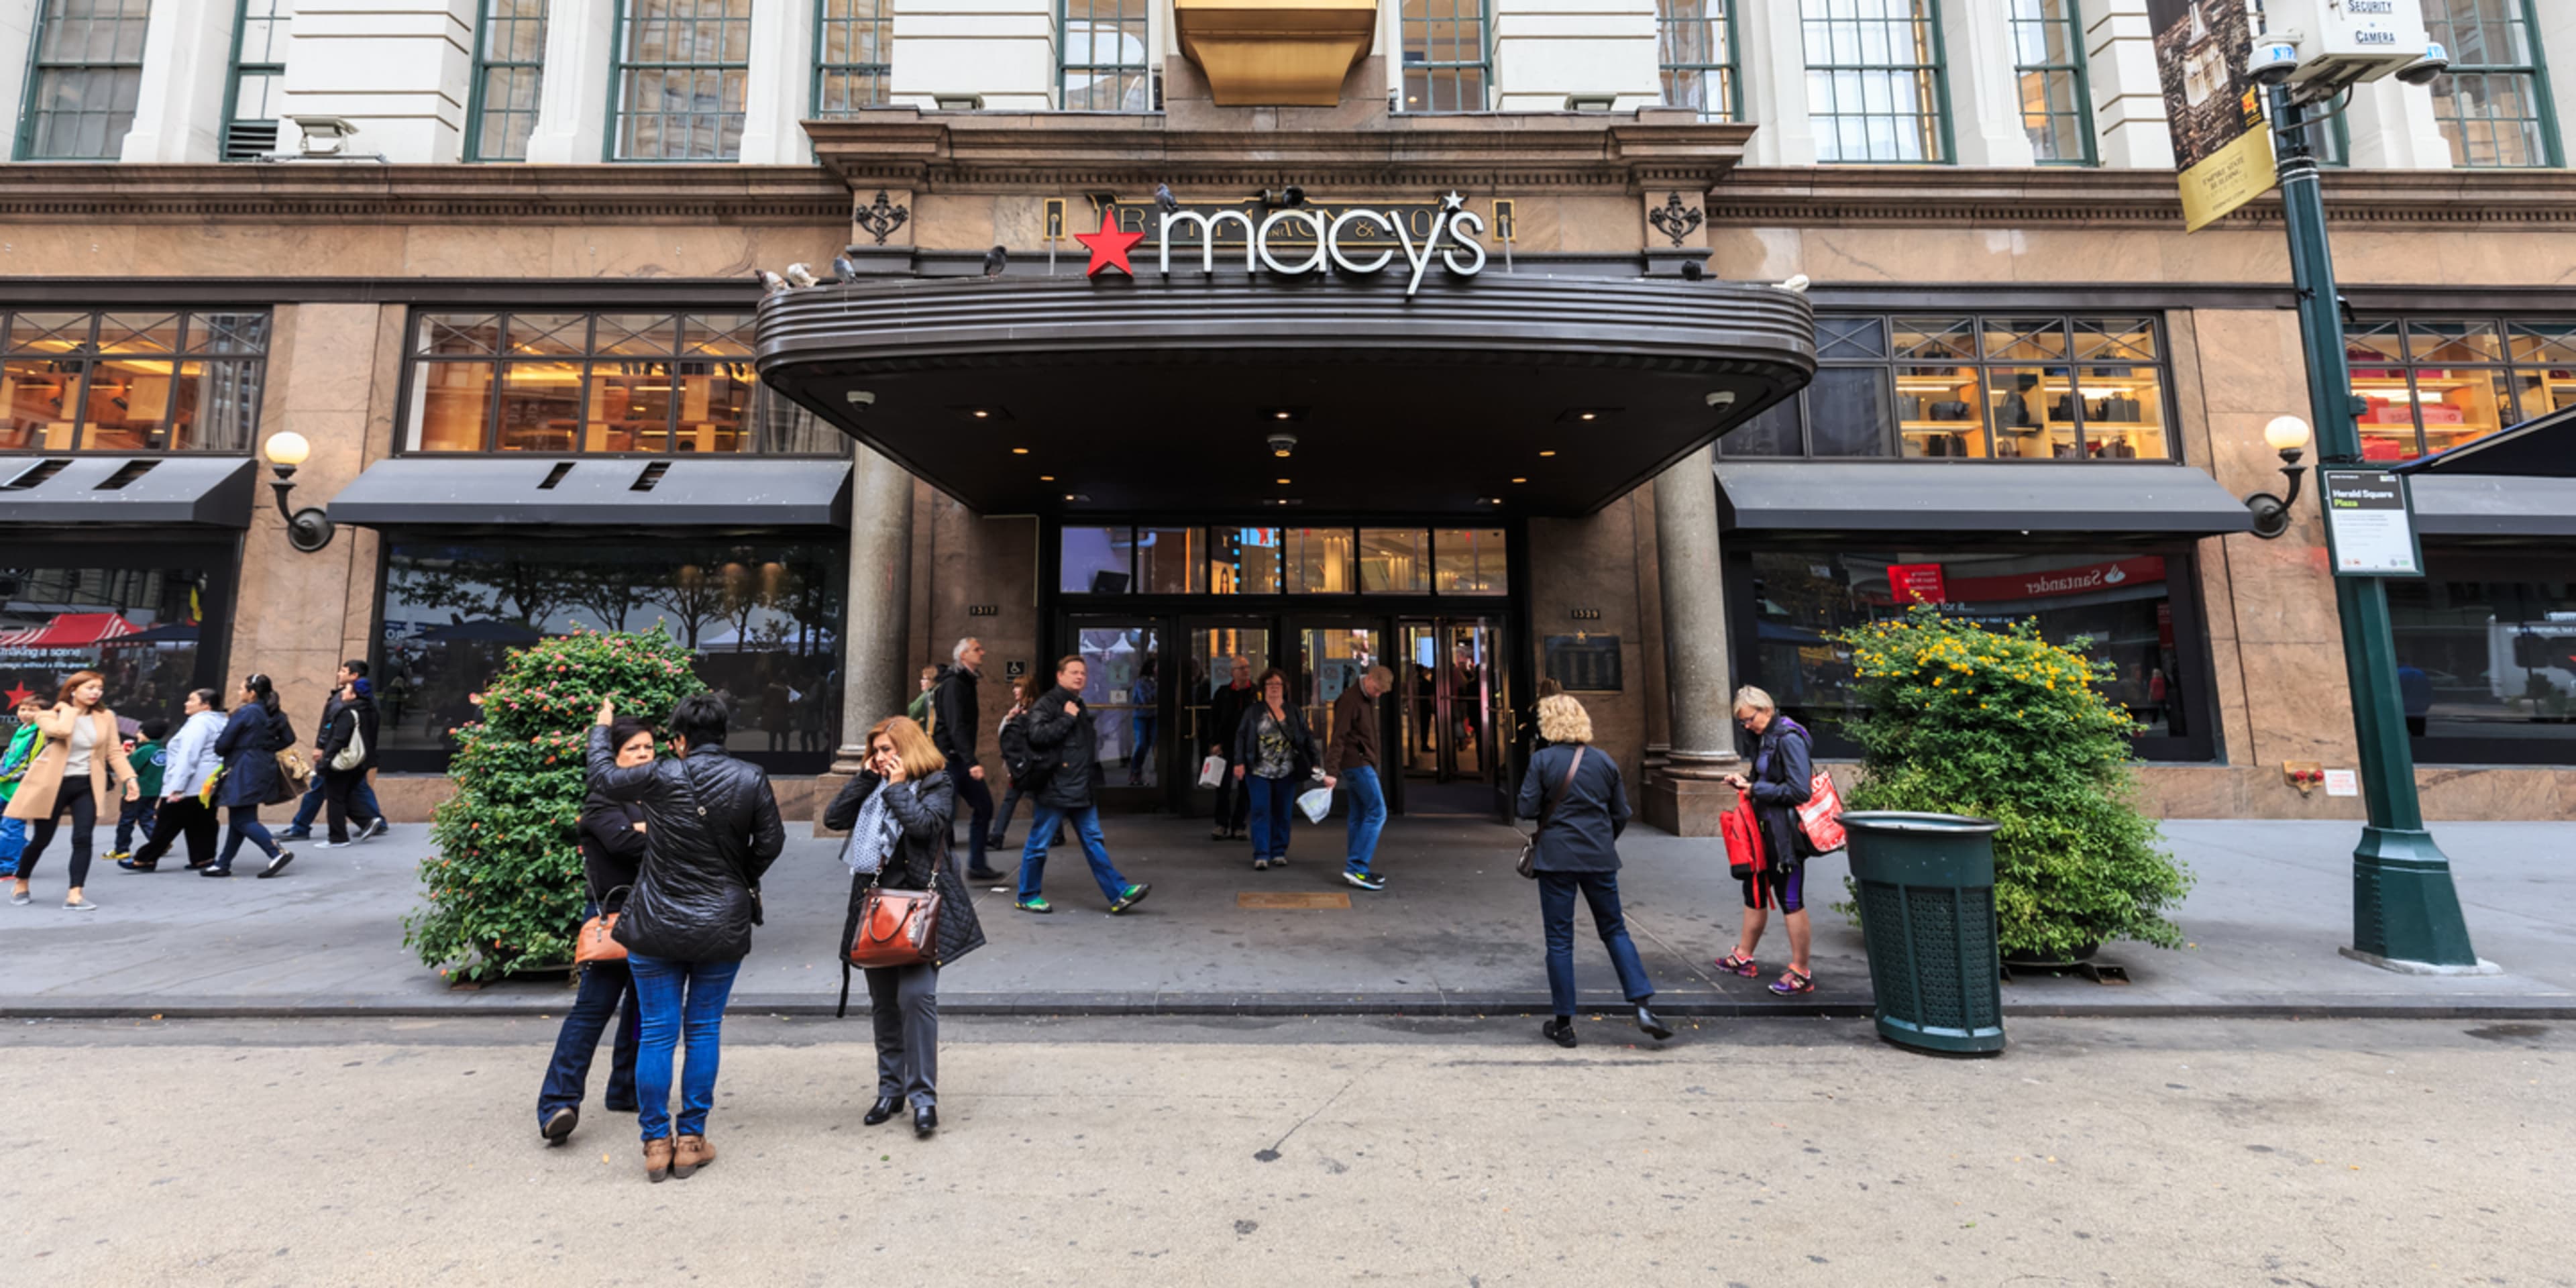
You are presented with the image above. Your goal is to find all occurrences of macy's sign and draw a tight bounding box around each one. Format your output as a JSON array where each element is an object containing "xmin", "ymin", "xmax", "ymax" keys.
[{"xmin": 1075, "ymin": 193, "xmax": 1488, "ymax": 297}]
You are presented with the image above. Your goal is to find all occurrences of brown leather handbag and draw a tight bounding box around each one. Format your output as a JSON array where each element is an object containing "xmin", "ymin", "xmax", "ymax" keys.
[
  {"xmin": 574, "ymin": 886, "xmax": 630, "ymax": 964},
  {"xmin": 847, "ymin": 857, "xmax": 943, "ymax": 970}
]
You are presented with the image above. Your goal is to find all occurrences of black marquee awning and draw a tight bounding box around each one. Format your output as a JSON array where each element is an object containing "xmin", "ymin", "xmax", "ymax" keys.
[
  {"xmin": 2394, "ymin": 403, "xmax": 2576, "ymax": 537},
  {"xmin": 1715, "ymin": 461, "xmax": 2258, "ymax": 537},
  {"xmin": 754, "ymin": 273, "xmax": 1815, "ymax": 517},
  {"xmin": 328, "ymin": 458, "xmax": 851, "ymax": 529},
  {"xmin": 0, "ymin": 455, "xmax": 255, "ymax": 527}
]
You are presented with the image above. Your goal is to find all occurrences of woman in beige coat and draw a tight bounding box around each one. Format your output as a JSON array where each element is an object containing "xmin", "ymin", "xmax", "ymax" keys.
[{"xmin": 6, "ymin": 670, "xmax": 140, "ymax": 912}]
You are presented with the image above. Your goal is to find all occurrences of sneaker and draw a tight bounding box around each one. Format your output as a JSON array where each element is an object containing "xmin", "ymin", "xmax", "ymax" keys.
[
  {"xmin": 1252, "ymin": 858, "xmax": 1269, "ymax": 871},
  {"xmin": 314, "ymin": 839, "xmax": 352, "ymax": 850},
  {"xmin": 105, "ymin": 850, "xmax": 131, "ymax": 863},
  {"xmin": 1108, "ymin": 883, "xmax": 1150, "ymax": 914},
  {"xmin": 64, "ymin": 898, "xmax": 99, "ymax": 912},
  {"xmin": 1342, "ymin": 870, "xmax": 1387, "ymax": 892},
  {"xmin": 1271, "ymin": 855, "xmax": 1289, "ymax": 868},
  {"xmin": 9, "ymin": 890, "xmax": 29, "ymax": 906},
  {"xmin": 117, "ymin": 857, "xmax": 158, "ymax": 873},
  {"xmin": 541, "ymin": 1106, "xmax": 578, "ymax": 1144},
  {"xmin": 1014, "ymin": 897, "xmax": 1053, "ymax": 914},
  {"xmin": 357, "ymin": 818, "xmax": 390, "ymax": 842},
  {"xmin": 257, "ymin": 850, "xmax": 294, "ymax": 879},
  {"xmin": 966, "ymin": 867, "xmax": 1004, "ymax": 883},
  {"xmin": 199, "ymin": 867, "xmax": 233, "ymax": 879},
  {"xmin": 276, "ymin": 829, "xmax": 312, "ymax": 842}
]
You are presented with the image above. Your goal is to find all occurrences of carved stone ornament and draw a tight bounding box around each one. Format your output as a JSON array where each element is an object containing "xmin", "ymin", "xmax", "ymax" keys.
[
  {"xmin": 854, "ymin": 190, "xmax": 910, "ymax": 246},
  {"xmin": 1648, "ymin": 192, "xmax": 1705, "ymax": 248}
]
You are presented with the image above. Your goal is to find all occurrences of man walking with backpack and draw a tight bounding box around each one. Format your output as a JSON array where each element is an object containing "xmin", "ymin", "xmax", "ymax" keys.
[
  {"xmin": 929, "ymin": 637, "xmax": 1002, "ymax": 882},
  {"xmin": 1012, "ymin": 655, "xmax": 1148, "ymax": 916}
]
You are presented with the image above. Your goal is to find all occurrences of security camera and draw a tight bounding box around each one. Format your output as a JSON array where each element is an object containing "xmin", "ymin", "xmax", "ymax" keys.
[
  {"xmin": 2248, "ymin": 38, "xmax": 2300, "ymax": 89},
  {"xmin": 1267, "ymin": 430, "xmax": 1299, "ymax": 456},
  {"xmin": 2395, "ymin": 42, "xmax": 2451, "ymax": 88}
]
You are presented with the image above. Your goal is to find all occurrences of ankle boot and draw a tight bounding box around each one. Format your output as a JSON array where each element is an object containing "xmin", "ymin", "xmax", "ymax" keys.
[
  {"xmin": 643, "ymin": 1137, "xmax": 674, "ymax": 1183},
  {"xmin": 672, "ymin": 1133, "xmax": 715, "ymax": 1178}
]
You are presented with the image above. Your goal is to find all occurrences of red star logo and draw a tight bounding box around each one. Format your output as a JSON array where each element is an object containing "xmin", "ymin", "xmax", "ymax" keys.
[
  {"xmin": 3, "ymin": 683, "xmax": 32, "ymax": 708},
  {"xmin": 1075, "ymin": 210, "xmax": 1146, "ymax": 278}
]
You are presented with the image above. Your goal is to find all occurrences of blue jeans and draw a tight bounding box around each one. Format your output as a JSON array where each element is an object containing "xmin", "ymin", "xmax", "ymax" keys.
[
  {"xmin": 627, "ymin": 953, "xmax": 742, "ymax": 1141},
  {"xmin": 1538, "ymin": 871, "xmax": 1655, "ymax": 1018},
  {"xmin": 538, "ymin": 933, "xmax": 639, "ymax": 1124},
  {"xmin": 0, "ymin": 816, "xmax": 25, "ymax": 875},
  {"xmin": 114, "ymin": 797, "xmax": 159, "ymax": 853},
  {"xmin": 1019, "ymin": 804, "xmax": 1129, "ymax": 904},
  {"xmin": 217, "ymin": 806, "xmax": 278, "ymax": 869},
  {"xmin": 1342, "ymin": 765, "xmax": 1387, "ymax": 875},
  {"xmin": 286, "ymin": 776, "xmax": 378, "ymax": 835},
  {"xmin": 1246, "ymin": 775, "xmax": 1295, "ymax": 863}
]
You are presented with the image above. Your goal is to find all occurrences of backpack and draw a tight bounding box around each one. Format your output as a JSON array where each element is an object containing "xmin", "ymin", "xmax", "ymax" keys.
[{"xmin": 998, "ymin": 710, "xmax": 1051, "ymax": 792}]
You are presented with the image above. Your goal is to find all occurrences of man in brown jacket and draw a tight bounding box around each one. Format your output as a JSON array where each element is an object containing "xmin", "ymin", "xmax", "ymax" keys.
[{"xmin": 1323, "ymin": 665, "xmax": 1393, "ymax": 892}]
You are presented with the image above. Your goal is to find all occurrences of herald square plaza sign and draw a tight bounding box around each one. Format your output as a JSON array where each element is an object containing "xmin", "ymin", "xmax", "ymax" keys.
[{"xmin": 1073, "ymin": 193, "xmax": 1489, "ymax": 297}]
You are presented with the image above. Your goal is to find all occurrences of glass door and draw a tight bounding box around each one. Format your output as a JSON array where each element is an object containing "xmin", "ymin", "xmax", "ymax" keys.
[
  {"xmin": 1071, "ymin": 620, "xmax": 1163, "ymax": 806},
  {"xmin": 1397, "ymin": 616, "xmax": 1511, "ymax": 818},
  {"xmin": 1296, "ymin": 622, "xmax": 1385, "ymax": 804},
  {"xmin": 1181, "ymin": 619, "xmax": 1273, "ymax": 814}
]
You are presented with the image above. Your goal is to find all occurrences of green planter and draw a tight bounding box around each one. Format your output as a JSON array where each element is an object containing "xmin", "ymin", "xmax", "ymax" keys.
[{"xmin": 1845, "ymin": 810, "xmax": 2006, "ymax": 1056}]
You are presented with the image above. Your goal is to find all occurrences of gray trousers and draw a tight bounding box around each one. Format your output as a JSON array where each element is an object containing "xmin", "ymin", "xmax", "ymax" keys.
[{"xmin": 865, "ymin": 963, "xmax": 939, "ymax": 1108}]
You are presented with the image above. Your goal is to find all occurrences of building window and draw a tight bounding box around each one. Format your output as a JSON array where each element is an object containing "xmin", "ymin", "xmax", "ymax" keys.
[
  {"xmin": 1400, "ymin": 0, "xmax": 1489, "ymax": 113},
  {"xmin": 1, "ymin": 549, "xmax": 233, "ymax": 735},
  {"xmin": 399, "ymin": 310, "xmax": 841, "ymax": 455},
  {"xmin": 1801, "ymin": 0, "xmax": 1949, "ymax": 163},
  {"xmin": 2008, "ymin": 0, "xmax": 2090, "ymax": 164},
  {"xmin": 0, "ymin": 310, "xmax": 271, "ymax": 453},
  {"xmin": 220, "ymin": 0, "xmax": 289, "ymax": 162},
  {"xmin": 1657, "ymin": 0, "xmax": 1736, "ymax": 121},
  {"xmin": 378, "ymin": 537, "xmax": 846, "ymax": 773},
  {"xmin": 466, "ymin": 0, "xmax": 547, "ymax": 162},
  {"xmin": 815, "ymin": 0, "xmax": 892, "ymax": 117},
  {"xmin": 1718, "ymin": 313, "xmax": 2174, "ymax": 462},
  {"xmin": 2422, "ymin": 0, "xmax": 2560, "ymax": 168},
  {"xmin": 610, "ymin": 0, "xmax": 751, "ymax": 161},
  {"xmin": 14, "ymin": 0, "xmax": 153, "ymax": 161},
  {"xmin": 1737, "ymin": 546, "xmax": 2209, "ymax": 760},
  {"xmin": 2388, "ymin": 549, "xmax": 2576, "ymax": 765},
  {"xmin": 1062, "ymin": 525, "xmax": 1507, "ymax": 596},
  {"xmin": 1061, "ymin": 0, "xmax": 1150, "ymax": 111},
  {"xmin": 2344, "ymin": 315, "xmax": 2576, "ymax": 463}
]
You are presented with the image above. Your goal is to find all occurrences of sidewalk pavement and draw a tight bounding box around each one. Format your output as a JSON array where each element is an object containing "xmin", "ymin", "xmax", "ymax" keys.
[{"xmin": 3, "ymin": 814, "xmax": 2570, "ymax": 1019}]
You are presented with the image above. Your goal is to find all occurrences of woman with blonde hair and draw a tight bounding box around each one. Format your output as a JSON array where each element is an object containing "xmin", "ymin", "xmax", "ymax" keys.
[
  {"xmin": 1719, "ymin": 685, "xmax": 1818, "ymax": 996},
  {"xmin": 1515, "ymin": 693, "xmax": 1670, "ymax": 1049},
  {"xmin": 7, "ymin": 669, "xmax": 140, "ymax": 910},
  {"xmin": 822, "ymin": 714, "xmax": 986, "ymax": 1137}
]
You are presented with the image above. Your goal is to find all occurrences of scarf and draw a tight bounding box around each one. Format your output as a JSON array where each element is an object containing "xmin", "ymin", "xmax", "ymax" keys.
[{"xmin": 841, "ymin": 780, "xmax": 904, "ymax": 877}]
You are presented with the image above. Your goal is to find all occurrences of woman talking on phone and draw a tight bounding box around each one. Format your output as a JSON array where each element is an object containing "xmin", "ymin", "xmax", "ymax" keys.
[{"xmin": 823, "ymin": 715, "xmax": 985, "ymax": 1137}]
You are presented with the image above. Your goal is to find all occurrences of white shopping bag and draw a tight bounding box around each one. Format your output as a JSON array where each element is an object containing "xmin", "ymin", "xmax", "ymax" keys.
[
  {"xmin": 1296, "ymin": 786, "xmax": 1332, "ymax": 824},
  {"xmin": 1198, "ymin": 753, "xmax": 1227, "ymax": 789}
]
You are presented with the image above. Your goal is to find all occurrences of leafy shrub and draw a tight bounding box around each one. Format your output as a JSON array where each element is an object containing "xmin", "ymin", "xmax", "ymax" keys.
[
  {"xmin": 405, "ymin": 629, "xmax": 702, "ymax": 982},
  {"xmin": 1833, "ymin": 606, "xmax": 2191, "ymax": 959}
]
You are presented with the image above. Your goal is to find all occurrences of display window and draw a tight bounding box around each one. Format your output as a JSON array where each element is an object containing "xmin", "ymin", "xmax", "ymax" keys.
[
  {"xmin": 1, "ymin": 546, "xmax": 233, "ymax": 737},
  {"xmin": 1063, "ymin": 525, "xmax": 1507, "ymax": 598},
  {"xmin": 2386, "ymin": 549, "xmax": 2576, "ymax": 765},
  {"xmin": 0, "ymin": 310, "xmax": 270, "ymax": 453},
  {"xmin": 1731, "ymin": 545, "xmax": 2214, "ymax": 761},
  {"xmin": 376, "ymin": 536, "xmax": 846, "ymax": 772},
  {"xmin": 2347, "ymin": 315, "xmax": 2576, "ymax": 462}
]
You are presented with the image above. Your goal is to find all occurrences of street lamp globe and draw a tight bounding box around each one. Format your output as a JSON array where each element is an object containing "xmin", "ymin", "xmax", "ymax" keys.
[
  {"xmin": 2263, "ymin": 415, "xmax": 2311, "ymax": 453},
  {"xmin": 264, "ymin": 431, "xmax": 313, "ymax": 468}
]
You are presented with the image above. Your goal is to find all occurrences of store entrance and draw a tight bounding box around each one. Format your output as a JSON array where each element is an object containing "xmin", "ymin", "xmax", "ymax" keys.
[{"xmin": 1397, "ymin": 616, "xmax": 1511, "ymax": 818}]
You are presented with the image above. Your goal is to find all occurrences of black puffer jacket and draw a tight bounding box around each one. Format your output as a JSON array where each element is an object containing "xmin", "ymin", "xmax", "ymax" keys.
[
  {"xmin": 1021, "ymin": 686, "xmax": 1103, "ymax": 811},
  {"xmin": 826, "ymin": 769, "xmax": 987, "ymax": 969},
  {"xmin": 928, "ymin": 665, "xmax": 979, "ymax": 773},
  {"xmin": 587, "ymin": 724, "xmax": 786, "ymax": 963}
]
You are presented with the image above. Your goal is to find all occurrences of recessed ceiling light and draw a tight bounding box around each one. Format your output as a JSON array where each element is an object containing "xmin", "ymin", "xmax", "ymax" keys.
[
  {"xmin": 1276, "ymin": 478, "xmax": 1291, "ymax": 484},
  {"xmin": 1511, "ymin": 477, "xmax": 1526, "ymax": 484},
  {"xmin": 1273, "ymin": 410, "xmax": 1291, "ymax": 421},
  {"xmin": 1273, "ymin": 448, "xmax": 1291, "ymax": 458},
  {"xmin": 973, "ymin": 409, "xmax": 991, "ymax": 419},
  {"xmin": 1039, "ymin": 474, "xmax": 1055, "ymax": 481},
  {"xmin": 1012, "ymin": 447, "xmax": 1028, "ymax": 454},
  {"xmin": 1579, "ymin": 412, "xmax": 1596, "ymax": 421},
  {"xmin": 1539, "ymin": 449, "xmax": 1556, "ymax": 457}
]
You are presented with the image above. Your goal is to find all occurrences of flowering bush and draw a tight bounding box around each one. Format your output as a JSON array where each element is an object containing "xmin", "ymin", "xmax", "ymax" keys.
[
  {"xmin": 404, "ymin": 629, "xmax": 703, "ymax": 982},
  {"xmin": 1834, "ymin": 606, "xmax": 2191, "ymax": 960}
]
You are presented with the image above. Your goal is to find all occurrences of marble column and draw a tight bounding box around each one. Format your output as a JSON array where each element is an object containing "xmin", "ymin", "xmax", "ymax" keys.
[
  {"xmin": 523, "ymin": 0, "xmax": 614, "ymax": 164},
  {"xmin": 737, "ymin": 0, "xmax": 816, "ymax": 163},
  {"xmin": 118, "ymin": 0, "xmax": 233, "ymax": 162},
  {"xmin": 1645, "ymin": 444, "xmax": 1740, "ymax": 836},
  {"xmin": 835, "ymin": 442, "xmax": 915, "ymax": 775},
  {"xmin": 1936, "ymin": 0, "xmax": 2040, "ymax": 168}
]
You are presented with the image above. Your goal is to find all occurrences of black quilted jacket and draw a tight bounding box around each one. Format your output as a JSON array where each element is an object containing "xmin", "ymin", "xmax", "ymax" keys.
[
  {"xmin": 586, "ymin": 725, "xmax": 786, "ymax": 963},
  {"xmin": 825, "ymin": 768, "xmax": 987, "ymax": 969}
]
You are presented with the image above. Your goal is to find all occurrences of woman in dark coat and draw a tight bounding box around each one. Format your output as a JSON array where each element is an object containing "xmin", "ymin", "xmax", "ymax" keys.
[
  {"xmin": 825, "ymin": 714, "xmax": 985, "ymax": 1138},
  {"xmin": 1720, "ymin": 684, "xmax": 1819, "ymax": 997},
  {"xmin": 537, "ymin": 717, "xmax": 652, "ymax": 1144},
  {"xmin": 207, "ymin": 674, "xmax": 294, "ymax": 879},
  {"xmin": 1516, "ymin": 693, "xmax": 1671, "ymax": 1049},
  {"xmin": 1229, "ymin": 667, "xmax": 1328, "ymax": 871}
]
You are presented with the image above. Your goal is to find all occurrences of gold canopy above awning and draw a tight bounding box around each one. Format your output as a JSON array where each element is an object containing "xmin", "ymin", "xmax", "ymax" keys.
[{"xmin": 1173, "ymin": 0, "xmax": 1379, "ymax": 107}]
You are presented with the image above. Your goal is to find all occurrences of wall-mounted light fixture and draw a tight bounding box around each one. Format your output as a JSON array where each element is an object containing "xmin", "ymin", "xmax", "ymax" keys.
[
  {"xmin": 262, "ymin": 431, "xmax": 335, "ymax": 552},
  {"xmin": 2244, "ymin": 415, "xmax": 2312, "ymax": 539}
]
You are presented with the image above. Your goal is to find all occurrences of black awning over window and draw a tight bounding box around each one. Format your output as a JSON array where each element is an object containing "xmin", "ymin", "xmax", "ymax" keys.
[
  {"xmin": 0, "ymin": 456, "xmax": 256, "ymax": 528},
  {"xmin": 2406, "ymin": 476, "xmax": 2576, "ymax": 537},
  {"xmin": 327, "ymin": 458, "xmax": 853, "ymax": 529},
  {"xmin": 1714, "ymin": 462, "xmax": 2256, "ymax": 537}
]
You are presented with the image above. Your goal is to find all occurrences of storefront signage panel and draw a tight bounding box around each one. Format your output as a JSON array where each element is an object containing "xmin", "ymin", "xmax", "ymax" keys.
[
  {"xmin": 1082, "ymin": 195, "xmax": 1489, "ymax": 297},
  {"xmin": 1886, "ymin": 562, "xmax": 1947, "ymax": 604},
  {"xmin": 1544, "ymin": 635, "xmax": 1623, "ymax": 693},
  {"xmin": 1868, "ymin": 556, "xmax": 2166, "ymax": 607},
  {"xmin": 2320, "ymin": 468, "xmax": 2425, "ymax": 578}
]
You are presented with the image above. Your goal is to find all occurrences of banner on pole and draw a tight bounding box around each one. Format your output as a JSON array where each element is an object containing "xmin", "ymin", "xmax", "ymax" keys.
[{"xmin": 2150, "ymin": 0, "xmax": 2278, "ymax": 231}]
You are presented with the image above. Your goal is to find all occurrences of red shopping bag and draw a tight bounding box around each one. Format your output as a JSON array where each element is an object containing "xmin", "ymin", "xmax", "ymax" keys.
[
  {"xmin": 1796, "ymin": 768, "xmax": 1847, "ymax": 853},
  {"xmin": 1721, "ymin": 795, "xmax": 1765, "ymax": 880}
]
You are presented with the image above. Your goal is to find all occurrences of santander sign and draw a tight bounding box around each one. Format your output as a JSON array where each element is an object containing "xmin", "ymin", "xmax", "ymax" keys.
[{"xmin": 1077, "ymin": 193, "xmax": 1489, "ymax": 297}]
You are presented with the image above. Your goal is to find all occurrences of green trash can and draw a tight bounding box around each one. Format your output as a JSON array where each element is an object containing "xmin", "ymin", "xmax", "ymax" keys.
[{"xmin": 1842, "ymin": 810, "xmax": 2006, "ymax": 1055}]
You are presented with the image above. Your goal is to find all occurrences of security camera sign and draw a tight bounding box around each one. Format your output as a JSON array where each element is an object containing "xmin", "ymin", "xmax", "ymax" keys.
[{"xmin": 2149, "ymin": 0, "xmax": 2278, "ymax": 232}]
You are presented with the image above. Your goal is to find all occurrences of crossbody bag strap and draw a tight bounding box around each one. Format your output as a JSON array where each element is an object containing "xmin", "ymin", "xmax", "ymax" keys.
[{"xmin": 1536, "ymin": 746, "xmax": 1585, "ymax": 834}]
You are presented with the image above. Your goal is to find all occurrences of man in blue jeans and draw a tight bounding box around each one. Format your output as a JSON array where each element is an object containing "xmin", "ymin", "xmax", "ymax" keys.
[
  {"xmin": 1014, "ymin": 656, "xmax": 1149, "ymax": 915},
  {"xmin": 1323, "ymin": 664, "xmax": 1393, "ymax": 892}
]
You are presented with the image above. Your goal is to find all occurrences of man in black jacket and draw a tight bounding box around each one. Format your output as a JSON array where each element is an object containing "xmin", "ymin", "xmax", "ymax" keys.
[
  {"xmin": 1204, "ymin": 655, "xmax": 1255, "ymax": 841},
  {"xmin": 588, "ymin": 692, "xmax": 786, "ymax": 1183},
  {"xmin": 930, "ymin": 637, "xmax": 1002, "ymax": 881},
  {"xmin": 1012, "ymin": 655, "xmax": 1148, "ymax": 916}
]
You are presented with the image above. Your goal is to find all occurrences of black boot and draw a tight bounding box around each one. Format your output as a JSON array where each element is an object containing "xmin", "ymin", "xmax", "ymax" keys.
[
  {"xmin": 1633, "ymin": 1003, "xmax": 1674, "ymax": 1042},
  {"xmin": 1542, "ymin": 1017, "xmax": 1577, "ymax": 1049},
  {"xmin": 863, "ymin": 1095, "xmax": 901, "ymax": 1126},
  {"xmin": 914, "ymin": 1104, "xmax": 938, "ymax": 1137}
]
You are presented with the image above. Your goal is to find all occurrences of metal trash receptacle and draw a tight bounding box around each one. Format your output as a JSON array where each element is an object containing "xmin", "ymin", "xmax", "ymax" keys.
[{"xmin": 1842, "ymin": 810, "xmax": 2005, "ymax": 1055}]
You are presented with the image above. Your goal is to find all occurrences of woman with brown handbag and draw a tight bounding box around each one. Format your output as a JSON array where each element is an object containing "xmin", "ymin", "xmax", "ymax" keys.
[
  {"xmin": 537, "ymin": 716, "xmax": 653, "ymax": 1145},
  {"xmin": 6, "ymin": 669, "xmax": 140, "ymax": 910},
  {"xmin": 823, "ymin": 714, "xmax": 985, "ymax": 1138}
]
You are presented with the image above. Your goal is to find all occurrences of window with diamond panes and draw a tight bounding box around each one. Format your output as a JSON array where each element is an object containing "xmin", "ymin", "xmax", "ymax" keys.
[
  {"xmin": 1401, "ymin": 0, "xmax": 1489, "ymax": 113},
  {"xmin": 2422, "ymin": 0, "xmax": 2560, "ymax": 168},
  {"xmin": 401, "ymin": 311, "xmax": 841, "ymax": 455},
  {"xmin": 220, "ymin": 0, "xmax": 289, "ymax": 162},
  {"xmin": 1658, "ymin": 0, "xmax": 1735, "ymax": 121},
  {"xmin": 468, "ymin": 0, "xmax": 547, "ymax": 161},
  {"xmin": 15, "ymin": 0, "xmax": 152, "ymax": 161},
  {"xmin": 2008, "ymin": 0, "xmax": 2090, "ymax": 164},
  {"xmin": 610, "ymin": 0, "xmax": 751, "ymax": 161},
  {"xmin": 2346, "ymin": 316, "xmax": 2576, "ymax": 463},
  {"xmin": 1061, "ymin": 0, "xmax": 1151, "ymax": 111},
  {"xmin": 816, "ymin": 0, "xmax": 892, "ymax": 117},
  {"xmin": 1717, "ymin": 313, "xmax": 2172, "ymax": 462},
  {"xmin": 1801, "ymin": 0, "xmax": 1949, "ymax": 163},
  {"xmin": 0, "ymin": 310, "xmax": 272, "ymax": 452}
]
